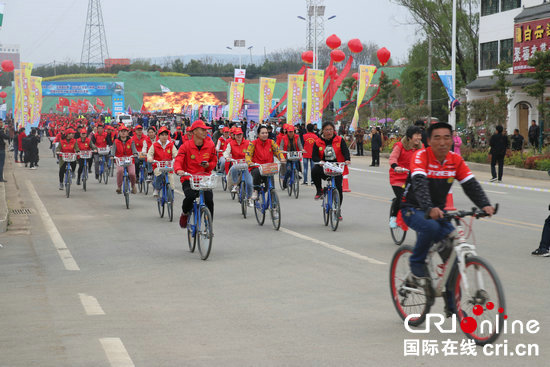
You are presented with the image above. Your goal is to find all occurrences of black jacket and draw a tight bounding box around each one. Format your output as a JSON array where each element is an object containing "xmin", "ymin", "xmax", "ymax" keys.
[
  {"xmin": 0, "ymin": 128, "xmax": 8, "ymax": 150},
  {"xmin": 489, "ymin": 133, "xmax": 509, "ymax": 156},
  {"xmin": 371, "ymin": 133, "xmax": 382, "ymax": 150}
]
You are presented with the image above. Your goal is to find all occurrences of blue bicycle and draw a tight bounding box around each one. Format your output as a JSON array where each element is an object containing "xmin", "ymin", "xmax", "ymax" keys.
[
  {"xmin": 97, "ymin": 147, "xmax": 110, "ymax": 184},
  {"xmin": 153, "ymin": 160, "xmax": 175, "ymax": 221},
  {"xmin": 282, "ymin": 151, "xmax": 302, "ymax": 199},
  {"xmin": 60, "ymin": 152, "xmax": 77, "ymax": 198},
  {"xmin": 183, "ymin": 173, "xmax": 218, "ymax": 260},
  {"xmin": 253, "ymin": 163, "xmax": 281, "ymax": 230},
  {"xmin": 230, "ymin": 159, "xmax": 250, "ymax": 218},
  {"xmin": 137, "ymin": 157, "xmax": 149, "ymax": 195},
  {"xmin": 115, "ymin": 156, "xmax": 133, "ymax": 209},
  {"xmin": 318, "ymin": 162, "xmax": 346, "ymax": 231},
  {"xmin": 79, "ymin": 150, "xmax": 93, "ymax": 192}
]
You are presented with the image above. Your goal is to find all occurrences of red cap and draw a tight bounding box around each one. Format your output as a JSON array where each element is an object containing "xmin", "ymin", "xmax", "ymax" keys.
[
  {"xmin": 286, "ymin": 125, "xmax": 295, "ymax": 132},
  {"xmin": 158, "ymin": 126, "xmax": 170, "ymax": 135},
  {"xmin": 134, "ymin": 125, "xmax": 143, "ymax": 130},
  {"xmin": 234, "ymin": 128, "xmax": 243, "ymax": 135},
  {"xmin": 118, "ymin": 125, "xmax": 129, "ymax": 131},
  {"xmin": 189, "ymin": 120, "xmax": 211, "ymax": 131},
  {"xmin": 65, "ymin": 128, "xmax": 75, "ymax": 134},
  {"xmin": 283, "ymin": 123, "xmax": 289, "ymax": 130},
  {"xmin": 186, "ymin": 126, "xmax": 193, "ymax": 132},
  {"xmin": 176, "ymin": 126, "xmax": 182, "ymax": 130},
  {"xmin": 222, "ymin": 127, "xmax": 230, "ymax": 133},
  {"xmin": 80, "ymin": 128, "xmax": 87, "ymax": 134}
]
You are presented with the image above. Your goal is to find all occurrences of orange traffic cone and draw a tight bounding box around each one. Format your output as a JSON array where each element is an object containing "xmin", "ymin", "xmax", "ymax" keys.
[
  {"xmin": 445, "ymin": 189, "xmax": 456, "ymax": 211},
  {"xmin": 342, "ymin": 165, "xmax": 351, "ymax": 192}
]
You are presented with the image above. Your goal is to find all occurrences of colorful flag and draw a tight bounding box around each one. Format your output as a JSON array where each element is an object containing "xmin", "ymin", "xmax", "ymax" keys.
[
  {"xmin": 306, "ymin": 69, "xmax": 324, "ymax": 126},
  {"xmin": 258, "ymin": 78, "xmax": 276, "ymax": 122},
  {"xmin": 56, "ymin": 104, "xmax": 63, "ymax": 112},
  {"xmin": 128, "ymin": 105, "xmax": 133, "ymax": 114},
  {"xmin": 228, "ymin": 82, "xmax": 245, "ymax": 121},
  {"xmin": 160, "ymin": 84, "xmax": 171, "ymax": 93},
  {"xmin": 351, "ymin": 65, "xmax": 377, "ymax": 130},
  {"xmin": 96, "ymin": 97, "xmax": 105, "ymax": 107},
  {"xmin": 437, "ymin": 70, "xmax": 456, "ymax": 105},
  {"xmin": 286, "ymin": 74, "xmax": 304, "ymax": 125},
  {"xmin": 14, "ymin": 69, "xmax": 22, "ymax": 128},
  {"xmin": 0, "ymin": 3, "xmax": 5, "ymax": 28},
  {"xmin": 140, "ymin": 103, "xmax": 147, "ymax": 114},
  {"xmin": 59, "ymin": 97, "xmax": 70, "ymax": 106},
  {"xmin": 30, "ymin": 76, "xmax": 42, "ymax": 124}
]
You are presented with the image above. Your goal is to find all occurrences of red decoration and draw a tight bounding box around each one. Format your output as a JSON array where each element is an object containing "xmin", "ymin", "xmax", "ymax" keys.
[
  {"xmin": 352, "ymin": 72, "xmax": 359, "ymax": 81},
  {"xmin": 330, "ymin": 49, "xmax": 345, "ymax": 63},
  {"xmin": 301, "ymin": 50, "xmax": 314, "ymax": 64},
  {"xmin": 348, "ymin": 39, "xmax": 363, "ymax": 54},
  {"xmin": 326, "ymin": 34, "xmax": 341, "ymax": 50},
  {"xmin": 377, "ymin": 47, "xmax": 391, "ymax": 66},
  {"xmin": 392, "ymin": 79, "xmax": 401, "ymax": 87},
  {"xmin": 0, "ymin": 91, "xmax": 7, "ymax": 99},
  {"xmin": 1, "ymin": 60, "xmax": 14, "ymax": 73}
]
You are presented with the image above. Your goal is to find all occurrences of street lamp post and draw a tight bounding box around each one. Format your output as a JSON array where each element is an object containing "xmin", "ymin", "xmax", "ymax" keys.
[
  {"xmin": 297, "ymin": 8, "xmax": 335, "ymax": 70},
  {"xmin": 247, "ymin": 46, "xmax": 254, "ymax": 65}
]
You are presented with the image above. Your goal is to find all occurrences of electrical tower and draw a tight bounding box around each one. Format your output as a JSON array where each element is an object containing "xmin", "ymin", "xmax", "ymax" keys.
[
  {"xmin": 80, "ymin": 0, "xmax": 110, "ymax": 67},
  {"xmin": 305, "ymin": 0, "xmax": 325, "ymax": 51}
]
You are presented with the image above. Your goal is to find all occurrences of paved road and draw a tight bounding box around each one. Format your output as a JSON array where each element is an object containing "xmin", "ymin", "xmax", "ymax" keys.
[{"xmin": 1, "ymin": 141, "xmax": 549, "ymax": 366}]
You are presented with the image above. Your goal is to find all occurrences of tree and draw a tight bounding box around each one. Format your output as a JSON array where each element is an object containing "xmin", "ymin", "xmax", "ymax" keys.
[
  {"xmin": 491, "ymin": 61, "xmax": 512, "ymax": 128},
  {"xmin": 524, "ymin": 50, "xmax": 550, "ymax": 150},
  {"xmin": 376, "ymin": 72, "xmax": 398, "ymax": 124}
]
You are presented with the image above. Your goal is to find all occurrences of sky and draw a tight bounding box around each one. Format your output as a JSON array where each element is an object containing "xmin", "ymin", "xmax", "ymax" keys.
[{"xmin": 0, "ymin": 0, "xmax": 420, "ymax": 65}]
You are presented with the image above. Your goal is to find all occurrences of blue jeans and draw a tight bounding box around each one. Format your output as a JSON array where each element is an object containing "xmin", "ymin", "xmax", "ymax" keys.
[
  {"xmin": 229, "ymin": 167, "xmax": 253, "ymax": 197},
  {"xmin": 153, "ymin": 174, "xmax": 165, "ymax": 190},
  {"xmin": 303, "ymin": 158, "xmax": 313, "ymax": 183},
  {"xmin": 401, "ymin": 207, "xmax": 455, "ymax": 276}
]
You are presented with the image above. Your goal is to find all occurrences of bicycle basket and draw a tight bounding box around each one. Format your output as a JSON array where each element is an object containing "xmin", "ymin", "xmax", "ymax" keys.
[
  {"xmin": 259, "ymin": 163, "xmax": 279, "ymax": 177},
  {"xmin": 286, "ymin": 151, "xmax": 302, "ymax": 161},
  {"xmin": 155, "ymin": 160, "xmax": 174, "ymax": 172},
  {"xmin": 189, "ymin": 174, "xmax": 219, "ymax": 190},
  {"xmin": 60, "ymin": 152, "xmax": 77, "ymax": 162},
  {"xmin": 232, "ymin": 159, "xmax": 248, "ymax": 171},
  {"xmin": 97, "ymin": 147, "xmax": 110, "ymax": 155},
  {"xmin": 323, "ymin": 162, "xmax": 345, "ymax": 176},
  {"xmin": 79, "ymin": 151, "xmax": 93, "ymax": 159},
  {"xmin": 115, "ymin": 156, "xmax": 133, "ymax": 167}
]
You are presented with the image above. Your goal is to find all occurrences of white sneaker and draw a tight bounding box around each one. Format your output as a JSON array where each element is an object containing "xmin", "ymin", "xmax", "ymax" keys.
[
  {"xmin": 389, "ymin": 216, "xmax": 398, "ymax": 229},
  {"xmin": 153, "ymin": 189, "xmax": 159, "ymax": 197},
  {"xmin": 231, "ymin": 185, "xmax": 238, "ymax": 193},
  {"xmin": 251, "ymin": 191, "xmax": 258, "ymax": 200},
  {"xmin": 248, "ymin": 198, "xmax": 254, "ymax": 207}
]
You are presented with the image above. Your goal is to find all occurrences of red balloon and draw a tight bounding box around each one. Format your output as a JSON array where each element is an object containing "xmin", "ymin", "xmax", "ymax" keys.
[
  {"xmin": 0, "ymin": 91, "xmax": 6, "ymax": 99},
  {"xmin": 330, "ymin": 49, "xmax": 346, "ymax": 63},
  {"xmin": 377, "ymin": 47, "xmax": 391, "ymax": 66},
  {"xmin": 352, "ymin": 72, "xmax": 359, "ymax": 81},
  {"xmin": 348, "ymin": 39, "xmax": 363, "ymax": 54},
  {"xmin": 326, "ymin": 34, "xmax": 341, "ymax": 50},
  {"xmin": 302, "ymin": 50, "xmax": 314, "ymax": 64},
  {"xmin": 1, "ymin": 60, "xmax": 14, "ymax": 72}
]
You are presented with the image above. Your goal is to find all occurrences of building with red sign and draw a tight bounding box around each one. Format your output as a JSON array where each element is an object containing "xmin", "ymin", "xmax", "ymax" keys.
[
  {"xmin": 467, "ymin": 0, "xmax": 549, "ymax": 139},
  {"xmin": 104, "ymin": 58, "xmax": 131, "ymax": 69}
]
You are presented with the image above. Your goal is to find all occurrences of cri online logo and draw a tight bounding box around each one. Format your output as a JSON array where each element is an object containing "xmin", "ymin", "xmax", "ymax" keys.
[{"xmin": 461, "ymin": 302, "xmax": 504, "ymax": 334}]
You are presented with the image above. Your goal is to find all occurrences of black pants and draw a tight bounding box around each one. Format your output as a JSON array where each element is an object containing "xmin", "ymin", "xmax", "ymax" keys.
[
  {"xmin": 491, "ymin": 154, "xmax": 504, "ymax": 180},
  {"xmin": 538, "ymin": 215, "xmax": 550, "ymax": 251},
  {"xmin": 77, "ymin": 158, "xmax": 90, "ymax": 179},
  {"xmin": 59, "ymin": 162, "xmax": 77, "ymax": 183},
  {"xmin": 181, "ymin": 180, "xmax": 214, "ymax": 217},
  {"xmin": 311, "ymin": 164, "xmax": 343, "ymax": 203},
  {"xmin": 371, "ymin": 149, "xmax": 380, "ymax": 166},
  {"xmin": 529, "ymin": 137, "xmax": 539, "ymax": 148},
  {"xmin": 250, "ymin": 167, "xmax": 274, "ymax": 188},
  {"xmin": 356, "ymin": 142, "xmax": 363, "ymax": 156},
  {"xmin": 390, "ymin": 185, "xmax": 405, "ymax": 217}
]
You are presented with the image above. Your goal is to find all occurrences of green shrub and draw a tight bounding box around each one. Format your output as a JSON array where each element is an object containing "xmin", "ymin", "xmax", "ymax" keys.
[
  {"xmin": 535, "ymin": 159, "xmax": 550, "ymax": 171},
  {"xmin": 504, "ymin": 151, "xmax": 528, "ymax": 168}
]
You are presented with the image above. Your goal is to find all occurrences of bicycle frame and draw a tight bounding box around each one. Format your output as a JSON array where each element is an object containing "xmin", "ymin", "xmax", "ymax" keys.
[
  {"xmin": 65, "ymin": 162, "xmax": 73, "ymax": 186},
  {"xmin": 160, "ymin": 172, "xmax": 170, "ymax": 205},
  {"xmin": 258, "ymin": 176, "xmax": 274, "ymax": 213},
  {"xmin": 324, "ymin": 176, "xmax": 337, "ymax": 212},
  {"xmin": 189, "ymin": 190, "xmax": 207, "ymax": 237}
]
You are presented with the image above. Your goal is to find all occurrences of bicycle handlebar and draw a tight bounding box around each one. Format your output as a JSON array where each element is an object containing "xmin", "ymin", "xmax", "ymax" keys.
[{"xmin": 424, "ymin": 203, "xmax": 499, "ymax": 220}]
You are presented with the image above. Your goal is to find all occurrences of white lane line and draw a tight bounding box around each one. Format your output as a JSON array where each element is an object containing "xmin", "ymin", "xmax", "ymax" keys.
[
  {"xmin": 100, "ymin": 338, "xmax": 135, "ymax": 367},
  {"xmin": 280, "ymin": 227, "xmax": 386, "ymax": 265},
  {"xmin": 26, "ymin": 181, "xmax": 80, "ymax": 271},
  {"xmin": 78, "ymin": 293, "xmax": 105, "ymax": 316},
  {"xmin": 348, "ymin": 167, "xmax": 384, "ymax": 174},
  {"xmin": 485, "ymin": 190, "xmax": 507, "ymax": 195},
  {"xmin": 481, "ymin": 181, "xmax": 550, "ymax": 193}
]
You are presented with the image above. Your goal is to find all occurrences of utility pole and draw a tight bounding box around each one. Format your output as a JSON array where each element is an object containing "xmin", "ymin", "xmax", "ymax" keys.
[
  {"xmin": 427, "ymin": 36, "xmax": 432, "ymax": 124},
  {"xmin": 450, "ymin": 0, "xmax": 457, "ymax": 128}
]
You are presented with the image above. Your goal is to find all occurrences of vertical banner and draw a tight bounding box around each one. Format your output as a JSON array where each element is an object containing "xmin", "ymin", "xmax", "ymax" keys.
[
  {"xmin": 30, "ymin": 76, "xmax": 43, "ymax": 125},
  {"xmin": 436, "ymin": 70, "xmax": 455, "ymax": 102},
  {"xmin": 286, "ymin": 74, "xmax": 304, "ymax": 125},
  {"xmin": 351, "ymin": 65, "xmax": 377, "ymax": 130},
  {"xmin": 21, "ymin": 62, "xmax": 33, "ymax": 129},
  {"xmin": 258, "ymin": 77, "xmax": 276, "ymax": 122},
  {"xmin": 306, "ymin": 69, "xmax": 324, "ymax": 126},
  {"xmin": 14, "ymin": 70, "xmax": 22, "ymax": 128},
  {"xmin": 234, "ymin": 68, "xmax": 246, "ymax": 83},
  {"xmin": 228, "ymin": 82, "xmax": 245, "ymax": 121}
]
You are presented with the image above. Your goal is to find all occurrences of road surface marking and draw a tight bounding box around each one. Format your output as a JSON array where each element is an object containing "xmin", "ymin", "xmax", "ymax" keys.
[
  {"xmin": 349, "ymin": 167, "xmax": 384, "ymax": 174},
  {"xmin": 485, "ymin": 190, "xmax": 507, "ymax": 195},
  {"xmin": 78, "ymin": 293, "xmax": 105, "ymax": 315},
  {"xmin": 100, "ymin": 338, "xmax": 135, "ymax": 367},
  {"xmin": 495, "ymin": 217, "xmax": 543, "ymax": 228},
  {"xmin": 280, "ymin": 227, "xmax": 386, "ymax": 265},
  {"xmin": 481, "ymin": 181, "xmax": 550, "ymax": 193},
  {"xmin": 26, "ymin": 181, "xmax": 80, "ymax": 271},
  {"xmin": 481, "ymin": 218, "xmax": 540, "ymax": 231}
]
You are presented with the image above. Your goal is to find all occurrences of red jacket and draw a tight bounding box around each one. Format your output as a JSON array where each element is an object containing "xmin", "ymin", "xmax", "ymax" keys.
[
  {"xmin": 18, "ymin": 132, "xmax": 26, "ymax": 151},
  {"xmin": 174, "ymin": 138, "xmax": 217, "ymax": 183},
  {"xmin": 94, "ymin": 131, "xmax": 109, "ymax": 148},
  {"xmin": 302, "ymin": 132, "xmax": 317, "ymax": 159},
  {"xmin": 389, "ymin": 141, "xmax": 423, "ymax": 187},
  {"xmin": 77, "ymin": 138, "xmax": 92, "ymax": 151},
  {"xmin": 281, "ymin": 134, "xmax": 300, "ymax": 151},
  {"xmin": 316, "ymin": 135, "xmax": 345, "ymax": 162},
  {"xmin": 114, "ymin": 138, "xmax": 134, "ymax": 158},
  {"xmin": 132, "ymin": 134, "xmax": 146, "ymax": 153},
  {"xmin": 59, "ymin": 138, "xmax": 77, "ymax": 153},
  {"xmin": 276, "ymin": 133, "xmax": 285, "ymax": 146},
  {"xmin": 248, "ymin": 138, "xmax": 279, "ymax": 165},
  {"xmin": 228, "ymin": 139, "xmax": 250, "ymax": 160},
  {"xmin": 152, "ymin": 141, "xmax": 175, "ymax": 170}
]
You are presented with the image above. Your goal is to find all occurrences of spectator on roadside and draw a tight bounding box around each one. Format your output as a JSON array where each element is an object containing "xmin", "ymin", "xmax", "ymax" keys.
[
  {"xmin": 532, "ymin": 206, "xmax": 550, "ymax": 256},
  {"xmin": 17, "ymin": 128, "xmax": 26, "ymax": 163},
  {"xmin": 452, "ymin": 130, "xmax": 462, "ymax": 155},
  {"xmin": 370, "ymin": 127, "xmax": 382, "ymax": 167},
  {"xmin": 511, "ymin": 129, "xmax": 525, "ymax": 152},
  {"xmin": 0, "ymin": 119, "xmax": 9, "ymax": 182},
  {"xmin": 529, "ymin": 120, "xmax": 540, "ymax": 149},
  {"xmin": 26, "ymin": 129, "xmax": 40, "ymax": 169},
  {"xmin": 489, "ymin": 125, "xmax": 509, "ymax": 183},
  {"xmin": 354, "ymin": 127, "xmax": 365, "ymax": 156}
]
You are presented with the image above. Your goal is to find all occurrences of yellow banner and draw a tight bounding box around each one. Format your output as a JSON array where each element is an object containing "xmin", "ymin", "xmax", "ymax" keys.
[
  {"xmin": 351, "ymin": 65, "xmax": 377, "ymax": 130},
  {"xmin": 30, "ymin": 76, "xmax": 43, "ymax": 124},
  {"xmin": 21, "ymin": 62, "xmax": 33, "ymax": 129},
  {"xmin": 306, "ymin": 69, "xmax": 324, "ymax": 126},
  {"xmin": 286, "ymin": 74, "xmax": 304, "ymax": 125},
  {"xmin": 258, "ymin": 77, "xmax": 276, "ymax": 122},
  {"xmin": 228, "ymin": 82, "xmax": 245, "ymax": 121},
  {"xmin": 14, "ymin": 69, "xmax": 23, "ymax": 129}
]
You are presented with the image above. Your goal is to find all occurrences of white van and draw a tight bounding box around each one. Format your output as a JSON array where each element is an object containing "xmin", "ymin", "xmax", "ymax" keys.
[{"xmin": 116, "ymin": 113, "xmax": 133, "ymax": 127}]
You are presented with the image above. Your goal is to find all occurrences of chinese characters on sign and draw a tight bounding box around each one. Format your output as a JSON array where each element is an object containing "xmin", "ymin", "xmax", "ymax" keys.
[
  {"xmin": 513, "ymin": 17, "xmax": 550, "ymax": 73},
  {"xmin": 286, "ymin": 74, "xmax": 304, "ymax": 125},
  {"xmin": 404, "ymin": 339, "xmax": 478, "ymax": 357},
  {"xmin": 306, "ymin": 69, "xmax": 324, "ymax": 126}
]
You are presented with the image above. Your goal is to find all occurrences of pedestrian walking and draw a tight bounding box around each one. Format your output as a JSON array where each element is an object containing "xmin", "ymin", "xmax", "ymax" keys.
[
  {"xmin": 0, "ymin": 119, "xmax": 9, "ymax": 182},
  {"xmin": 370, "ymin": 127, "xmax": 382, "ymax": 166},
  {"xmin": 17, "ymin": 128, "xmax": 26, "ymax": 163},
  {"xmin": 529, "ymin": 120, "xmax": 540, "ymax": 149},
  {"xmin": 354, "ymin": 127, "xmax": 365, "ymax": 156},
  {"xmin": 489, "ymin": 125, "xmax": 509, "ymax": 182},
  {"xmin": 26, "ymin": 129, "xmax": 40, "ymax": 169},
  {"xmin": 510, "ymin": 129, "xmax": 525, "ymax": 152},
  {"xmin": 452, "ymin": 130, "xmax": 462, "ymax": 155}
]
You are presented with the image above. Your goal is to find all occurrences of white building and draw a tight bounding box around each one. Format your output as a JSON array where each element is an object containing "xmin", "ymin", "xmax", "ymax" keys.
[{"xmin": 466, "ymin": 0, "xmax": 550, "ymax": 138}]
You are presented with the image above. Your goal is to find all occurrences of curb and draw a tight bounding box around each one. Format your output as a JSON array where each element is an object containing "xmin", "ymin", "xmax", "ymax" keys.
[{"xmin": 0, "ymin": 148, "xmax": 8, "ymax": 232}]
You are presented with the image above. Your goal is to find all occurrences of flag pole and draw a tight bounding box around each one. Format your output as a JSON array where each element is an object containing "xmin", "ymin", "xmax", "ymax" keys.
[{"xmin": 450, "ymin": 0, "xmax": 457, "ymax": 129}]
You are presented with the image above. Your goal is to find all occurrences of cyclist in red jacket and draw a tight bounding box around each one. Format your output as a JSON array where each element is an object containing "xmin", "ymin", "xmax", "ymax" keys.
[
  {"xmin": 302, "ymin": 123, "xmax": 318, "ymax": 185},
  {"xmin": 76, "ymin": 128, "xmax": 95, "ymax": 185}
]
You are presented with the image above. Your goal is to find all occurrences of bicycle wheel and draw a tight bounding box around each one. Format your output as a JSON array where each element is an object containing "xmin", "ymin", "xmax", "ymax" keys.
[
  {"xmin": 278, "ymin": 172, "xmax": 285, "ymax": 190},
  {"xmin": 197, "ymin": 206, "xmax": 213, "ymax": 260},
  {"xmin": 110, "ymin": 160, "xmax": 114, "ymax": 177},
  {"xmin": 240, "ymin": 181, "xmax": 247, "ymax": 218},
  {"xmin": 291, "ymin": 170, "xmax": 299, "ymax": 198},
  {"xmin": 103, "ymin": 165, "xmax": 109, "ymax": 185},
  {"xmin": 287, "ymin": 176, "xmax": 293, "ymax": 197},
  {"xmin": 389, "ymin": 245, "xmax": 433, "ymax": 327},
  {"xmin": 270, "ymin": 190, "xmax": 281, "ymax": 230},
  {"xmin": 167, "ymin": 187, "xmax": 174, "ymax": 222},
  {"xmin": 231, "ymin": 188, "xmax": 236, "ymax": 200},
  {"xmin": 329, "ymin": 188, "xmax": 341, "ymax": 231},
  {"xmin": 452, "ymin": 255, "xmax": 505, "ymax": 345},
  {"xmin": 82, "ymin": 171, "xmax": 87, "ymax": 192},
  {"xmin": 138, "ymin": 174, "xmax": 144, "ymax": 193},
  {"xmin": 157, "ymin": 196, "xmax": 165, "ymax": 218},
  {"xmin": 124, "ymin": 176, "xmax": 130, "ymax": 209},
  {"xmin": 322, "ymin": 190, "xmax": 329, "ymax": 226},
  {"xmin": 187, "ymin": 208, "xmax": 196, "ymax": 253},
  {"xmin": 65, "ymin": 172, "xmax": 71, "ymax": 198},
  {"xmin": 390, "ymin": 207, "xmax": 407, "ymax": 246},
  {"xmin": 222, "ymin": 175, "xmax": 227, "ymax": 191},
  {"xmin": 254, "ymin": 190, "xmax": 266, "ymax": 226},
  {"xmin": 145, "ymin": 179, "xmax": 150, "ymax": 195}
]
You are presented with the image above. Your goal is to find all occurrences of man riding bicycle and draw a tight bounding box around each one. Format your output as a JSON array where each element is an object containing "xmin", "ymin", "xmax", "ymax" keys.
[
  {"xmin": 111, "ymin": 125, "xmax": 138, "ymax": 194},
  {"xmin": 279, "ymin": 124, "xmax": 303, "ymax": 190},
  {"xmin": 56, "ymin": 128, "xmax": 79, "ymax": 190},
  {"xmin": 147, "ymin": 126, "xmax": 177, "ymax": 197},
  {"xmin": 401, "ymin": 122, "xmax": 495, "ymax": 279},
  {"xmin": 76, "ymin": 128, "xmax": 95, "ymax": 186},
  {"xmin": 91, "ymin": 123, "xmax": 112, "ymax": 180}
]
